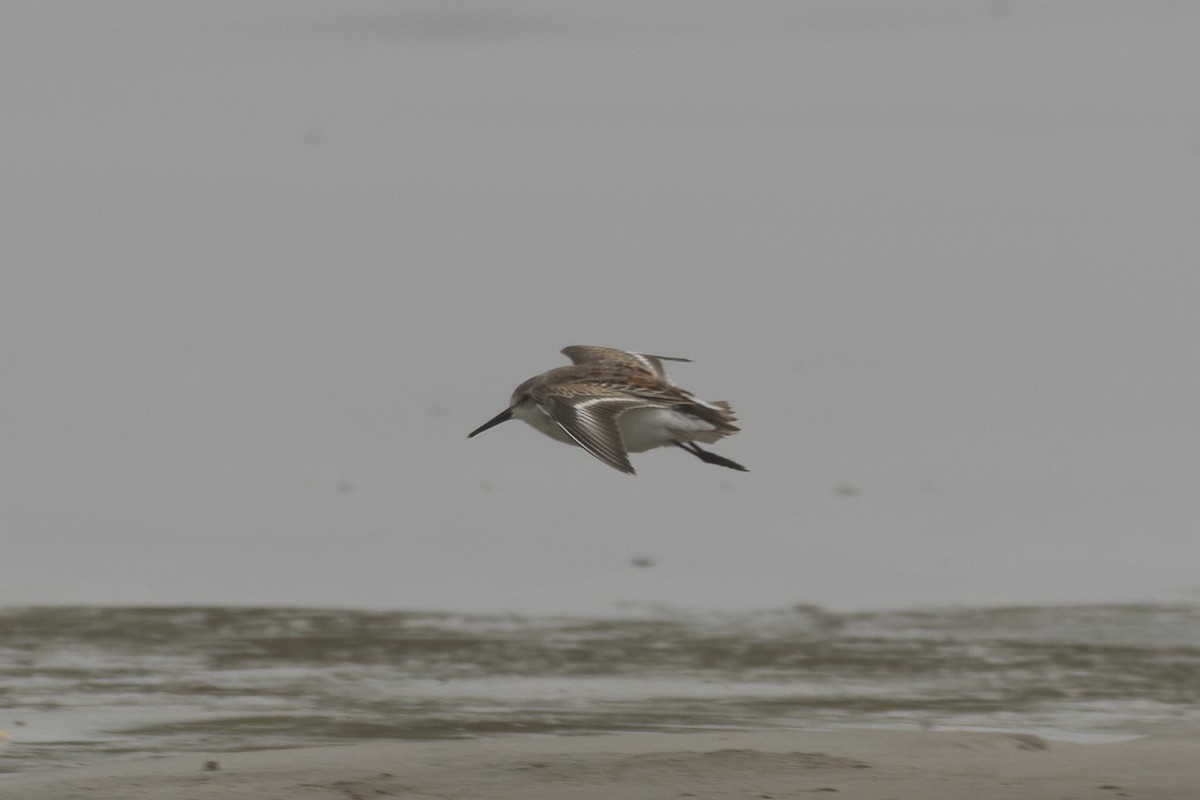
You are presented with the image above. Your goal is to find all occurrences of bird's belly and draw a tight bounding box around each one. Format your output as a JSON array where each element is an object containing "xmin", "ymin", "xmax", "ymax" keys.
[{"xmin": 619, "ymin": 407, "xmax": 714, "ymax": 452}]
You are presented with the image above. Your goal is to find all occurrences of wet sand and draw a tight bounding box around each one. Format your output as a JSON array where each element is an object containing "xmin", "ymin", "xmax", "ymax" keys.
[{"xmin": 4, "ymin": 729, "xmax": 1197, "ymax": 799}]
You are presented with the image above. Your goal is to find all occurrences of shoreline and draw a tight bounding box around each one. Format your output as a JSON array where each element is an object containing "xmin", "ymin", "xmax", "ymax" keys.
[{"xmin": 4, "ymin": 728, "xmax": 1197, "ymax": 799}]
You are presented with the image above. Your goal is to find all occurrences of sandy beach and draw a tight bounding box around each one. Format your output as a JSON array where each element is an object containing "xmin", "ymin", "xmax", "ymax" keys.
[{"xmin": 5, "ymin": 729, "xmax": 1198, "ymax": 800}]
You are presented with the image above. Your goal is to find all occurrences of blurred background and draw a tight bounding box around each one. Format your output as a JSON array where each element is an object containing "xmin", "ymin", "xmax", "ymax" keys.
[{"xmin": 3, "ymin": 0, "xmax": 1199, "ymax": 615}]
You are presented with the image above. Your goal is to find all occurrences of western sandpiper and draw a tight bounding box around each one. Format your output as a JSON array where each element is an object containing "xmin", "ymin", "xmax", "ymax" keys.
[{"xmin": 468, "ymin": 345, "xmax": 747, "ymax": 474}]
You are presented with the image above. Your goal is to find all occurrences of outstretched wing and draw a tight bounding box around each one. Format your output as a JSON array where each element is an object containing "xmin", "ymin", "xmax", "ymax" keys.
[
  {"xmin": 538, "ymin": 386, "xmax": 656, "ymax": 474},
  {"xmin": 561, "ymin": 345, "xmax": 690, "ymax": 381}
]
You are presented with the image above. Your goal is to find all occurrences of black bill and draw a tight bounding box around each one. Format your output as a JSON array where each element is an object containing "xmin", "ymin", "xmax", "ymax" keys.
[{"xmin": 467, "ymin": 408, "xmax": 514, "ymax": 438}]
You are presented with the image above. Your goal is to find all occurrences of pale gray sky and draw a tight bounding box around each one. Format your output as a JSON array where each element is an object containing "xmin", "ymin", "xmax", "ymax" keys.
[{"xmin": 3, "ymin": 1, "xmax": 1198, "ymax": 613}]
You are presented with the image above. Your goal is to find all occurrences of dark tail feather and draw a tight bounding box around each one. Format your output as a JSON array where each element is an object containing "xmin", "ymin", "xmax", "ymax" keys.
[{"xmin": 674, "ymin": 441, "xmax": 748, "ymax": 472}]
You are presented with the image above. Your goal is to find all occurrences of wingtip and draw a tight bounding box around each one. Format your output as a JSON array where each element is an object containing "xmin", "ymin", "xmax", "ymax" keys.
[{"xmin": 606, "ymin": 457, "xmax": 637, "ymax": 475}]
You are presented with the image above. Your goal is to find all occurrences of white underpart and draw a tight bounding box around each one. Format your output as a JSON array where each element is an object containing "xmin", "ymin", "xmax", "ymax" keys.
[
  {"xmin": 617, "ymin": 407, "xmax": 716, "ymax": 452},
  {"xmin": 513, "ymin": 400, "xmax": 717, "ymax": 453},
  {"xmin": 512, "ymin": 401, "xmax": 575, "ymax": 444}
]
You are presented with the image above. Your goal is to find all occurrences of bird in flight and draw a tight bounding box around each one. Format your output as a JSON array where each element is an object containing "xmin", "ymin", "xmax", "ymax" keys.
[{"xmin": 468, "ymin": 345, "xmax": 747, "ymax": 474}]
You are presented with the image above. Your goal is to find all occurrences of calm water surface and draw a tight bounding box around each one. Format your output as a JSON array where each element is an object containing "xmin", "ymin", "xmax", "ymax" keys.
[{"xmin": 2, "ymin": 604, "xmax": 1199, "ymax": 775}]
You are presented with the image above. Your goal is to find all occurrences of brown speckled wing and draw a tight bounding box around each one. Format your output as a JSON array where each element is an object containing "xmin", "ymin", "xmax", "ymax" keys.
[
  {"xmin": 538, "ymin": 386, "xmax": 654, "ymax": 474},
  {"xmin": 560, "ymin": 345, "xmax": 690, "ymax": 380}
]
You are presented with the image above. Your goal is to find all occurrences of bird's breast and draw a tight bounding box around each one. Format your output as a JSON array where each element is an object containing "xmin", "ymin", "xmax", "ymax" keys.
[{"xmin": 515, "ymin": 404, "xmax": 575, "ymax": 444}]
